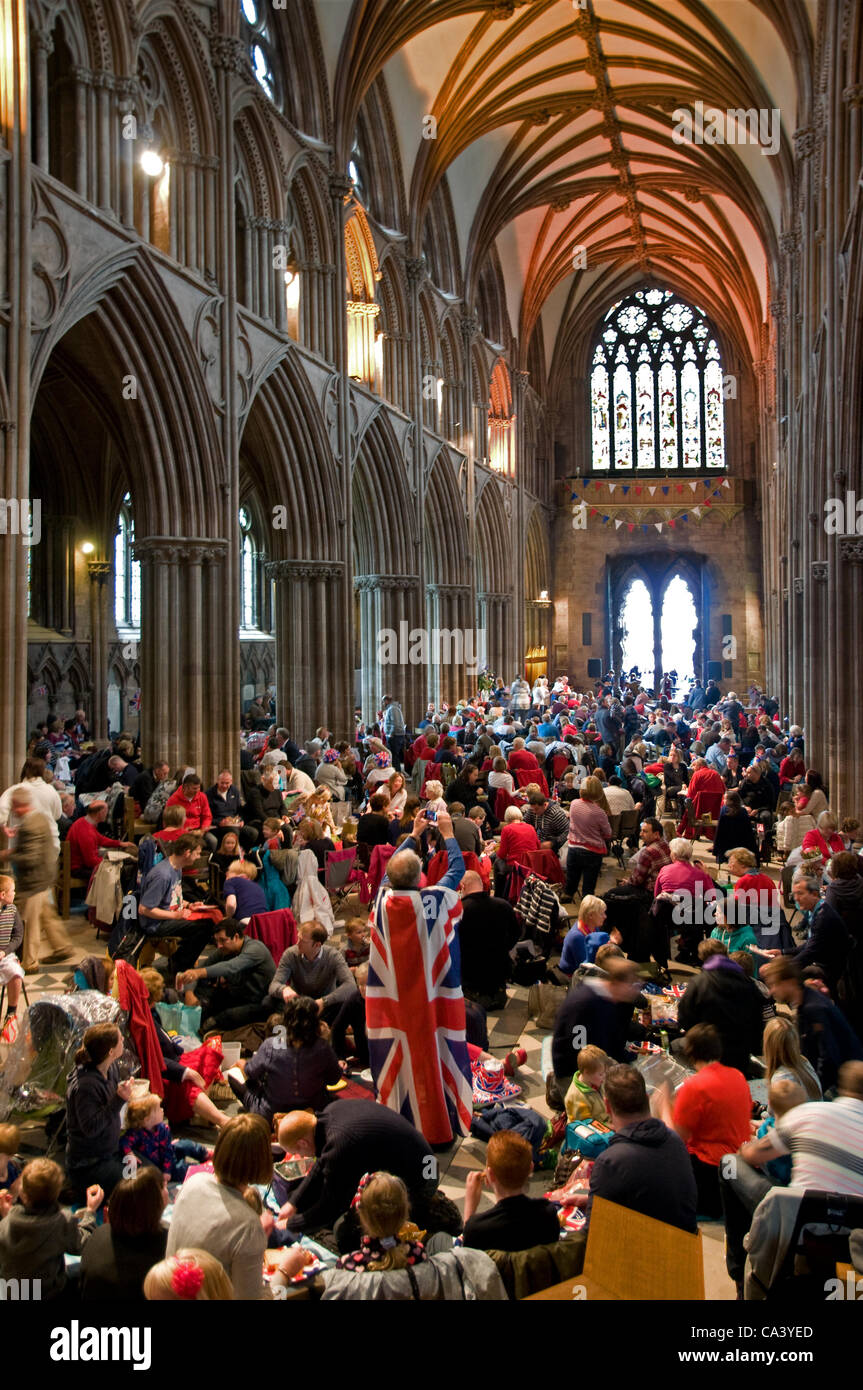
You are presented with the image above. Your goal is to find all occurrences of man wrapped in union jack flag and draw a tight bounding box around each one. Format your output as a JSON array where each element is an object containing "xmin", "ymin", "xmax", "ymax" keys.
[{"xmin": 367, "ymin": 807, "xmax": 473, "ymax": 1146}]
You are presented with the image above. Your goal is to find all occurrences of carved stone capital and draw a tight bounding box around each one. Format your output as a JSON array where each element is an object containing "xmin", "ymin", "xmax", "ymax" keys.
[
  {"xmin": 31, "ymin": 30, "xmax": 54, "ymax": 55},
  {"xmin": 839, "ymin": 536, "xmax": 863, "ymax": 563},
  {"xmin": 405, "ymin": 257, "xmax": 426, "ymax": 288},
  {"xmin": 355, "ymin": 574, "xmax": 419, "ymax": 592},
  {"xmin": 842, "ymin": 84, "xmax": 863, "ymax": 108},
  {"xmin": 793, "ymin": 576, "xmax": 804, "ymax": 593},
  {"xmin": 267, "ymin": 560, "xmax": 344, "ymax": 582},
  {"xmin": 426, "ymin": 583, "xmax": 470, "ymax": 598},
  {"xmin": 133, "ymin": 537, "xmax": 228, "ymax": 566},
  {"xmin": 461, "ymin": 314, "xmax": 480, "ymax": 339},
  {"xmin": 810, "ymin": 561, "xmax": 828, "ymax": 581}
]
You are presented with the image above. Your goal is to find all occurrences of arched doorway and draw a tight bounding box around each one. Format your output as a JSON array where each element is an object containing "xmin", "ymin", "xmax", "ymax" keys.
[{"xmin": 609, "ymin": 554, "xmax": 708, "ymax": 698}]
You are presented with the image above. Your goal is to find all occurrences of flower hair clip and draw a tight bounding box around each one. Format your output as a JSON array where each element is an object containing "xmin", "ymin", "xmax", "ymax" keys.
[{"xmin": 171, "ymin": 1258, "xmax": 205, "ymax": 1299}]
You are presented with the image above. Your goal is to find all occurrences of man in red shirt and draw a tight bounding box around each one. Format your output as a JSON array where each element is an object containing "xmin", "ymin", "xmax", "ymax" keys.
[
  {"xmin": 66, "ymin": 801, "xmax": 136, "ymax": 873},
  {"xmin": 657, "ymin": 1021, "xmax": 752, "ymax": 1218},
  {"xmin": 506, "ymin": 738, "xmax": 540, "ymax": 773},
  {"xmin": 686, "ymin": 758, "xmax": 725, "ymax": 801},
  {"xmin": 165, "ymin": 775, "xmax": 212, "ymax": 832},
  {"xmin": 493, "ymin": 808, "xmax": 539, "ymax": 894}
]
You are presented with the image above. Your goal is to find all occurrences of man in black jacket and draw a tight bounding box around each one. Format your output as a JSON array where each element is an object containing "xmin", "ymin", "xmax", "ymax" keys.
[
  {"xmin": 677, "ymin": 940, "xmax": 764, "ymax": 1077},
  {"xmin": 552, "ymin": 958, "xmax": 642, "ymax": 1089},
  {"xmin": 275, "ymin": 1099, "xmax": 437, "ymax": 1236},
  {"xmin": 457, "ymin": 870, "xmax": 520, "ymax": 1009},
  {"xmin": 585, "ymin": 1066, "xmax": 698, "ymax": 1234}
]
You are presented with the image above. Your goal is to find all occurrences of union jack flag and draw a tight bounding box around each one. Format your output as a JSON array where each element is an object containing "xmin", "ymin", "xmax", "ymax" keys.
[{"xmin": 367, "ymin": 883, "xmax": 473, "ymax": 1146}]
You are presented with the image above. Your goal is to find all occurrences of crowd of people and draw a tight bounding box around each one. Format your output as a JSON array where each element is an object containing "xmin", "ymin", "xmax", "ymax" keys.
[{"xmin": 0, "ymin": 670, "xmax": 862, "ymax": 1301}]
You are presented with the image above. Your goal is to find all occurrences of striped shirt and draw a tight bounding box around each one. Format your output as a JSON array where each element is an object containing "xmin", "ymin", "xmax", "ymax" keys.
[{"xmin": 769, "ymin": 1097, "xmax": 863, "ymax": 1195}]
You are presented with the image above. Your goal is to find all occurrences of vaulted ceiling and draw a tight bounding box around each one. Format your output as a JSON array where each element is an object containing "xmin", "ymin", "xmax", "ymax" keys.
[{"xmin": 315, "ymin": 0, "xmax": 813, "ymax": 382}]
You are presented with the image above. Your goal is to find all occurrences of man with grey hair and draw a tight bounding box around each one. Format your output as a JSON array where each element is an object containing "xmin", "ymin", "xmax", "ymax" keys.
[
  {"xmin": 760, "ymin": 867, "xmax": 850, "ymax": 993},
  {"xmin": 369, "ymin": 807, "xmax": 472, "ymax": 1145}
]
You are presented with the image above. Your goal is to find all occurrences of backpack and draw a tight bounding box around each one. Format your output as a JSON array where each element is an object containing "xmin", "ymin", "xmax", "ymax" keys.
[{"xmin": 643, "ymin": 772, "xmax": 662, "ymax": 789}]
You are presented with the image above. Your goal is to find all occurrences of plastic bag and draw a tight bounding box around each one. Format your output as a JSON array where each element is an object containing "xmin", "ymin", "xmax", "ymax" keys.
[
  {"xmin": 155, "ymin": 1001, "xmax": 202, "ymax": 1041},
  {"xmin": 0, "ymin": 989, "xmax": 135, "ymax": 1121}
]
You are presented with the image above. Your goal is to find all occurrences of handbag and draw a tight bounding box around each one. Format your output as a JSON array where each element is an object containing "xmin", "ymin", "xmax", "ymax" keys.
[
  {"xmin": 527, "ymin": 980, "xmax": 568, "ymax": 1029},
  {"xmin": 156, "ymin": 1000, "xmax": 203, "ymax": 1039}
]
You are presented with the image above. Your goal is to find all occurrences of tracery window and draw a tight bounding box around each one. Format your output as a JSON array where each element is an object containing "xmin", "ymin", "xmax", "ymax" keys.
[
  {"xmin": 114, "ymin": 493, "xmax": 141, "ymax": 631},
  {"xmin": 241, "ymin": 0, "xmax": 280, "ymax": 106},
  {"xmin": 239, "ymin": 506, "xmax": 258, "ymax": 630},
  {"xmin": 589, "ymin": 289, "xmax": 725, "ymax": 472}
]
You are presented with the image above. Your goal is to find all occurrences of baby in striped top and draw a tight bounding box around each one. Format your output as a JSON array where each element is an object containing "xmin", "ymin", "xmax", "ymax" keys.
[{"xmin": 0, "ymin": 874, "xmax": 26, "ymax": 1044}]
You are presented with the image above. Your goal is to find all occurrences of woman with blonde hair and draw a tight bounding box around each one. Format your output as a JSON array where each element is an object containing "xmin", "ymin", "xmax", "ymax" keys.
[
  {"xmin": 801, "ymin": 811, "xmax": 845, "ymax": 865},
  {"xmin": 559, "ymin": 894, "xmax": 615, "ymax": 974},
  {"xmin": 144, "ymin": 1248, "xmax": 234, "ymax": 1301},
  {"xmin": 562, "ymin": 776, "xmax": 612, "ymax": 903},
  {"xmin": 762, "ymin": 1015, "xmax": 821, "ymax": 1102},
  {"xmin": 320, "ymin": 1172, "xmax": 506, "ymax": 1300}
]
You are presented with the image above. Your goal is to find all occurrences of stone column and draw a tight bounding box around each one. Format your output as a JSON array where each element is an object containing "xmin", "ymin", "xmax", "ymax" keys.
[
  {"xmin": 31, "ymin": 28, "xmax": 51, "ymax": 171},
  {"xmin": 268, "ymin": 561, "xmax": 347, "ymax": 740},
  {"xmin": 87, "ymin": 559, "xmax": 111, "ymax": 739},
  {"xmin": 330, "ymin": 174, "xmax": 355, "ymax": 743},
  {"xmin": 0, "ymin": 0, "xmax": 32, "ymax": 789},
  {"xmin": 134, "ymin": 538, "xmax": 231, "ymax": 778}
]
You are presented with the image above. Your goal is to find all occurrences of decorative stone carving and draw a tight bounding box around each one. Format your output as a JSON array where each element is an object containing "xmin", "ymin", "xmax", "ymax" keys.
[
  {"xmin": 843, "ymin": 85, "xmax": 863, "ymax": 108},
  {"xmin": 267, "ymin": 561, "xmax": 344, "ymax": 582},
  {"xmin": 87, "ymin": 561, "xmax": 112, "ymax": 584},
  {"xmin": 839, "ymin": 537, "xmax": 863, "ymax": 563},
  {"xmin": 329, "ymin": 174, "xmax": 354, "ymax": 203},
  {"xmin": 793, "ymin": 576, "xmax": 804, "ymax": 593},
  {"xmin": 133, "ymin": 538, "xmax": 228, "ymax": 565},
  {"xmin": 30, "ymin": 183, "xmax": 71, "ymax": 331},
  {"xmin": 793, "ymin": 126, "xmax": 816, "ymax": 159},
  {"xmin": 811, "ymin": 562, "xmax": 828, "ymax": 581},
  {"xmin": 210, "ymin": 35, "xmax": 252, "ymax": 77},
  {"xmin": 355, "ymin": 575, "xmax": 419, "ymax": 591}
]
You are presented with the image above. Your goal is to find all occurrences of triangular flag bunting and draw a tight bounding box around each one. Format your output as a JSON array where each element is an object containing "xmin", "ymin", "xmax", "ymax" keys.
[
  {"xmin": 628, "ymin": 523, "xmax": 635, "ymax": 532},
  {"xmin": 722, "ymin": 478, "xmax": 730, "ymax": 489},
  {"xmin": 608, "ymin": 483, "xmax": 617, "ymax": 494},
  {"xmin": 595, "ymin": 480, "xmax": 602, "ymax": 489},
  {"xmin": 662, "ymin": 486, "xmax": 669, "ymax": 495},
  {"xmin": 704, "ymin": 498, "xmax": 712, "ymax": 507},
  {"xmin": 602, "ymin": 515, "xmax": 609, "ymax": 522},
  {"xmin": 622, "ymin": 485, "xmax": 630, "ymax": 495},
  {"xmin": 693, "ymin": 506, "xmax": 701, "ymax": 517},
  {"xmin": 590, "ymin": 507, "xmax": 598, "ymax": 516},
  {"xmin": 635, "ymin": 485, "xmax": 642, "ymax": 495},
  {"xmin": 682, "ymin": 514, "xmax": 688, "ymax": 521},
  {"xmin": 689, "ymin": 481, "xmax": 698, "ymax": 492},
  {"xmin": 675, "ymin": 484, "xmax": 684, "ymax": 494},
  {"xmin": 641, "ymin": 524, "xmax": 648, "ymax": 532},
  {"xmin": 669, "ymin": 518, "xmax": 676, "ymax": 528},
  {"xmin": 654, "ymin": 522, "xmax": 663, "ymax": 532},
  {"xmin": 615, "ymin": 519, "xmax": 623, "ymax": 529},
  {"xmin": 570, "ymin": 492, "xmax": 577, "ymax": 500},
  {"xmin": 648, "ymin": 485, "xmax": 657, "ymax": 496}
]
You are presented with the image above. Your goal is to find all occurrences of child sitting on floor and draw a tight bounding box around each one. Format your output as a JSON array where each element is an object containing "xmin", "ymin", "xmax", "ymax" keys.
[
  {"xmin": 0, "ymin": 1158, "xmax": 101, "ymax": 1299},
  {"xmin": 342, "ymin": 921, "xmax": 370, "ymax": 971},
  {"xmin": 462, "ymin": 1132, "xmax": 561, "ymax": 1254},
  {"xmin": 564, "ymin": 1044, "xmax": 611, "ymax": 1124},
  {"xmin": 120, "ymin": 1094, "xmax": 210, "ymax": 1183},
  {"xmin": 0, "ymin": 1124, "xmax": 22, "ymax": 1198},
  {"xmin": 755, "ymin": 1078, "xmax": 807, "ymax": 1185}
]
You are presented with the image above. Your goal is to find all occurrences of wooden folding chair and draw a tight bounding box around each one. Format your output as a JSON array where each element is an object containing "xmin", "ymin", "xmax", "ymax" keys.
[
  {"xmin": 525, "ymin": 1196, "xmax": 704, "ymax": 1300},
  {"xmin": 57, "ymin": 840, "xmax": 89, "ymax": 920}
]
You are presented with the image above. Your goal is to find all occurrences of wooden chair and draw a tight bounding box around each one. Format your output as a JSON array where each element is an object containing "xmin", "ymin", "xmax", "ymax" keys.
[
  {"xmin": 524, "ymin": 1196, "xmax": 704, "ymax": 1301},
  {"xmin": 57, "ymin": 840, "xmax": 89, "ymax": 921},
  {"xmin": 124, "ymin": 795, "xmax": 150, "ymax": 841}
]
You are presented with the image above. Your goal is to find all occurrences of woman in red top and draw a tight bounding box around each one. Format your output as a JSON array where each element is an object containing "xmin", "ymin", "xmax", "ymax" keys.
[
  {"xmin": 801, "ymin": 812, "xmax": 844, "ymax": 864},
  {"xmin": 492, "ymin": 807, "xmax": 539, "ymax": 895},
  {"xmin": 658, "ymin": 1022, "xmax": 752, "ymax": 1218},
  {"xmin": 726, "ymin": 848, "xmax": 780, "ymax": 906}
]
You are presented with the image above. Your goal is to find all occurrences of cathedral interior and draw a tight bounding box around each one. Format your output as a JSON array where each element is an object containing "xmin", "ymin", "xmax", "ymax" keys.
[{"xmin": 1, "ymin": 0, "xmax": 861, "ymax": 802}]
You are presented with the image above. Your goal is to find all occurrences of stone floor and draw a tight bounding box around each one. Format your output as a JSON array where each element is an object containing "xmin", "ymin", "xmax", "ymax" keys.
[{"xmin": 6, "ymin": 835, "xmax": 792, "ymax": 1300}]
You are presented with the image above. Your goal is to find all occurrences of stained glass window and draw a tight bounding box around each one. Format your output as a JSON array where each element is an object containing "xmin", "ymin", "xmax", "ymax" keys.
[
  {"xmin": 239, "ymin": 506, "xmax": 258, "ymax": 630},
  {"xmin": 589, "ymin": 289, "xmax": 726, "ymax": 471}
]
